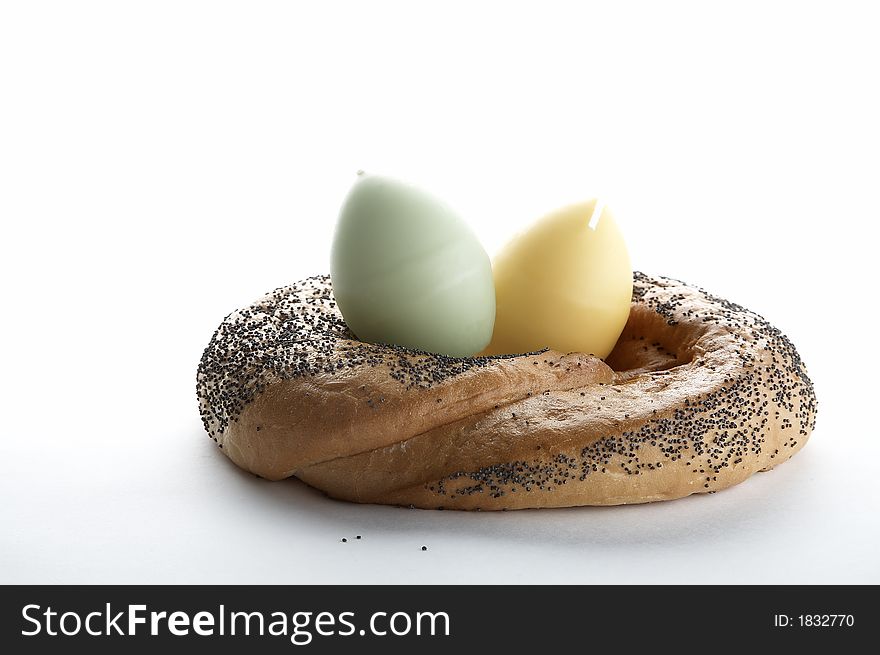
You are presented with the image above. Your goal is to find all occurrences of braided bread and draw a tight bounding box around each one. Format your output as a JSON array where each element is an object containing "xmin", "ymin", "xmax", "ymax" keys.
[{"xmin": 197, "ymin": 272, "xmax": 817, "ymax": 509}]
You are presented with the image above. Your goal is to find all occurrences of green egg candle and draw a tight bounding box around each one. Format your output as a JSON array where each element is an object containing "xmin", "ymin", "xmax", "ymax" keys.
[{"xmin": 330, "ymin": 173, "xmax": 496, "ymax": 357}]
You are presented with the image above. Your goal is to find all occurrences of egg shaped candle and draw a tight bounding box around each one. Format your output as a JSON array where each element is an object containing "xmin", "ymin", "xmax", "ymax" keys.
[
  {"xmin": 330, "ymin": 174, "xmax": 496, "ymax": 357},
  {"xmin": 483, "ymin": 199, "xmax": 632, "ymax": 359}
]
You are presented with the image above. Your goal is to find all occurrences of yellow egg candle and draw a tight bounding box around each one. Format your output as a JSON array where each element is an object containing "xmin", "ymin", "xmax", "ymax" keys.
[{"xmin": 483, "ymin": 199, "xmax": 632, "ymax": 359}]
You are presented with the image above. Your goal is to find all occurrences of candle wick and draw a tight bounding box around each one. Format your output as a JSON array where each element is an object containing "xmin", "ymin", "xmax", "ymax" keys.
[{"xmin": 588, "ymin": 200, "xmax": 604, "ymax": 230}]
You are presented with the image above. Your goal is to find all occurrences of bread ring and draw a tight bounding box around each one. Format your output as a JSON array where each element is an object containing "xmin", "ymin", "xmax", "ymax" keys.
[{"xmin": 197, "ymin": 272, "xmax": 817, "ymax": 509}]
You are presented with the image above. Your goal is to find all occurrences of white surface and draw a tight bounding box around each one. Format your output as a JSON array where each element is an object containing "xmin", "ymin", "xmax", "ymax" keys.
[{"xmin": 2, "ymin": 1, "xmax": 878, "ymax": 584}]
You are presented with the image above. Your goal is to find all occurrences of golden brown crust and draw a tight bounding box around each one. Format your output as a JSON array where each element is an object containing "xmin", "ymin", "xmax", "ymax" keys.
[{"xmin": 197, "ymin": 273, "xmax": 817, "ymax": 509}]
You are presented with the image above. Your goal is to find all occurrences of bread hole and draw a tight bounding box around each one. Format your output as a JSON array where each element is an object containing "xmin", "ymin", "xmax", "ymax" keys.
[
  {"xmin": 605, "ymin": 307, "xmax": 694, "ymax": 376},
  {"xmin": 340, "ymin": 300, "xmax": 696, "ymax": 377}
]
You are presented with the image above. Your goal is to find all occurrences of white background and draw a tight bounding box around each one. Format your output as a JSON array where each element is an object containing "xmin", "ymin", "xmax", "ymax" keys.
[{"xmin": 2, "ymin": 1, "xmax": 878, "ymax": 583}]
